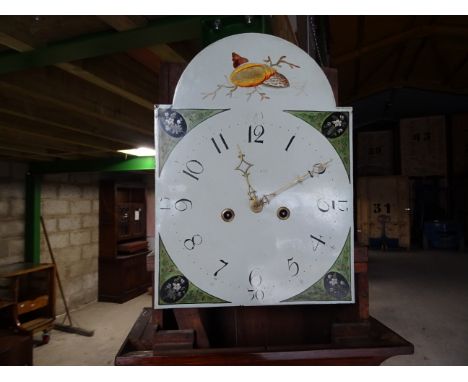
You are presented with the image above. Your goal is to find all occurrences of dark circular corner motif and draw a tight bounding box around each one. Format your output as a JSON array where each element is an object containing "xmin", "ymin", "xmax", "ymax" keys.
[
  {"xmin": 321, "ymin": 112, "xmax": 349, "ymax": 139},
  {"xmin": 159, "ymin": 109, "xmax": 187, "ymax": 138},
  {"xmin": 160, "ymin": 275, "xmax": 189, "ymax": 303},
  {"xmin": 324, "ymin": 271, "xmax": 350, "ymax": 299}
]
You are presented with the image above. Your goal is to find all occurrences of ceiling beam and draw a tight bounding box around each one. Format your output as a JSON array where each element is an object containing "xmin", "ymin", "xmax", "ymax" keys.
[
  {"xmin": 56, "ymin": 62, "xmax": 154, "ymax": 109},
  {"xmin": 444, "ymin": 51, "xmax": 468, "ymax": 86},
  {"xmin": 98, "ymin": 16, "xmax": 187, "ymax": 64},
  {"xmin": 0, "ymin": 32, "xmax": 155, "ymax": 109},
  {"xmin": 345, "ymin": 79, "xmax": 468, "ymax": 104},
  {"xmin": 0, "ymin": 120, "xmax": 119, "ymax": 154},
  {"xmin": 0, "ymin": 142, "xmax": 68, "ymax": 159},
  {"xmin": 352, "ymin": 16, "xmax": 366, "ymax": 97},
  {"xmin": 0, "ymin": 16, "xmax": 200, "ymax": 75},
  {"xmin": 0, "ymin": 124, "xmax": 102, "ymax": 154},
  {"xmin": 29, "ymin": 156, "xmax": 155, "ymax": 174},
  {"xmin": 357, "ymin": 49, "xmax": 397, "ymax": 93},
  {"xmin": 270, "ymin": 16, "xmax": 299, "ymax": 46},
  {"xmin": 333, "ymin": 24, "xmax": 468, "ymax": 65},
  {"xmin": 0, "ymin": 105, "xmax": 149, "ymax": 150},
  {"xmin": 0, "ymin": 94, "xmax": 151, "ymax": 148},
  {"xmin": 0, "ymin": 67, "xmax": 153, "ymax": 136},
  {"xmin": 0, "ymin": 150, "xmax": 49, "ymax": 162}
]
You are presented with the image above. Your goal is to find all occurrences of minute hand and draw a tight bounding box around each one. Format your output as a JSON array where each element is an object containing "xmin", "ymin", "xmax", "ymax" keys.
[{"xmin": 261, "ymin": 160, "xmax": 332, "ymax": 204}]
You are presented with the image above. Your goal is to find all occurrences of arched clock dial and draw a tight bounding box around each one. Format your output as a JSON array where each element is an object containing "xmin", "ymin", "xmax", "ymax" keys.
[
  {"xmin": 156, "ymin": 108, "xmax": 353, "ymax": 307},
  {"xmin": 155, "ymin": 32, "xmax": 353, "ymax": 308}
]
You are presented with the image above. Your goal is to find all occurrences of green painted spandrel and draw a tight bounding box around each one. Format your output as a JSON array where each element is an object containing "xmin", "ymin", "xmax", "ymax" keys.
[{"xmin": 158, "ymin": 236, "xmax": 227, "ymax": 305}]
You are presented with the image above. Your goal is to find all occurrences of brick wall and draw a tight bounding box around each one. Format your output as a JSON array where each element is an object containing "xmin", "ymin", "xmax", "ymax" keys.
[
  {"xmin": 1, "ymin": 164, "xmax": 152, "ymax": 314},
  {"xmin": 40, "ymin": 172, "xmax": 99, "ymax": 314},
  {"xmin": 0, "ymin": 160, "xmax": 27, "ymax": 266}
]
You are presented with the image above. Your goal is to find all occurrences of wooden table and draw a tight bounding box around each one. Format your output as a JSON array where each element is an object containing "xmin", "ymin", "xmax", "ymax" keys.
[{"xmin": 0, "ymin": 263, "xmax": 55, "ymax": 338}]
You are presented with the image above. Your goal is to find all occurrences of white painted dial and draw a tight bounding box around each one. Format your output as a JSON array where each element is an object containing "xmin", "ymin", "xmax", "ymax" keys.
[{"xmin": 157, "ymin": 109, "xmax": 352, "ymax": 306}]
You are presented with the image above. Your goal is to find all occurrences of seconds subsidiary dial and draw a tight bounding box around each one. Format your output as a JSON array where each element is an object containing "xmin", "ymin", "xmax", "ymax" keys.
[{"xmin": 156, "ymin": 109, "xmax": 353, "ymax": 307}]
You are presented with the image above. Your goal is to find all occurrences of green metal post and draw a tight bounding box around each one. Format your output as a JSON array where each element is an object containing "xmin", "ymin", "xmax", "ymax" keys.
[{"xmin": 24, "ymin": 173, "xmax": 41, "ymax": 264}]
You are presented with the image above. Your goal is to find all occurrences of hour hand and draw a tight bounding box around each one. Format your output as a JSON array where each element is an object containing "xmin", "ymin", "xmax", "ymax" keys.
[
  {"xmin": 235, "ymin": 146, "xmax": 263, "ymax": 213},
  {"xmin": 261, "ymin": 159, "xmax": 332, "ymax": 204}
]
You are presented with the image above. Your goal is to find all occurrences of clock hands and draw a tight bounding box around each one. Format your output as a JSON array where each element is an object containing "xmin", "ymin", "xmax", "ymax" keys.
[
  {"xmin": 260, "ymin": 159, "xmax": 333, "ymax": 205},
  {"xmin": 235, "ymin": 146, "xmax": 332, "ymax": 212},
  {"xmin": 235, "ymin": 146, "xmax": 264, "ymax": 213}
]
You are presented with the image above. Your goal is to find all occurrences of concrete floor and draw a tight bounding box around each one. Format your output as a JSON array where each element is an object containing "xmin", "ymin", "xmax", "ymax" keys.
[
  {"xmin": 369, "ymin": 249, "xmax": 468, "ymax": 365},
  {"xmin": 34, "ymin": 249, "xmax": 468, "ymax": 365},
  {"xmin": 34, "ymin": 293, "xmax": 152, "ymax": 366}
]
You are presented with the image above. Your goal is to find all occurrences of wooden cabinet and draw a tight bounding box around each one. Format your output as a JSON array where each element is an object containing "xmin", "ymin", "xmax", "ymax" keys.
[
  {"xmin": 98, "ymin": 180, "xmax": 151, "ymax": 303},
  {"xmin": 0, "ymin": 263, "xmax": 55, "ymax": 336}
]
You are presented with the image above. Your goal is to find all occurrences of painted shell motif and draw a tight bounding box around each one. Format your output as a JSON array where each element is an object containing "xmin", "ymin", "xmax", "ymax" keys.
[
  {"xmin": 230, "ymin": 52, "xmax": 290, "ymax": 88},
  {"xmin": 202, "ymin": 52, "xmax": 299, "ymax": 101}
]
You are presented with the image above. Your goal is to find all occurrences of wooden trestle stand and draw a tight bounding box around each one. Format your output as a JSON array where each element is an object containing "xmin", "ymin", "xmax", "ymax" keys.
[{"xmin": 115, "ymin": 247, "xmax": 413, "ymax": 365}]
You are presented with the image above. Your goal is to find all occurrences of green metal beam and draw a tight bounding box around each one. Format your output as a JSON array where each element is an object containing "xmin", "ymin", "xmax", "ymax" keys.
[
  {"xmin": 0, "ymin": 16, "xmax": 202, "ymax": 75},
  {"xmin": 29, "ymin": 156, "xmax": 155, "ymax": 174},
  {"xmin": 24, "ymin": 173, "xmax": 41, "ymax": 264}
]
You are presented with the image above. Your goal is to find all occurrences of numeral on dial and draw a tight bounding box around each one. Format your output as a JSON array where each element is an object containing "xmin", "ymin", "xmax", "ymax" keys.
[
  {"xmin": 213, "ymin": 260, "xmax": 229, "ymax": 277},
  {"xmin": 317, "ymin": 199, "xmax": 348, "ymax": 212},
  {"xmin": 248, "ymin": 268, "xmax": 265, "ymax": 300},
  {"xmin": 310, "ymin": 234, "xmax": 326, "ymax": 251},
  {"xmin": 248, "ymin": 125, "xmax": 264, "ymax": 143},
  {"xmin": 159, "ymin": 198, "xmax": 193, "ymax": 211},
  {"xmin": 285, "ymin": 135, "xmax": 296, "ymax": 151},
  {"xmin": 182, "ymin": 160, "xmax": 204, "ymax": 181},
  {"xmin": 287, "ymin": 257, "xmax": 299, "ymax": 276},
  {"xmin": 184, "ymin": 234, "xmax": 202, "ymax": 250},
  {"xmin": 211, "ymin": 133, "xmax": 229, "ymax": 154},
  {"xmin": 159, "ymin": 197, "xmax": 171, "ymax": 209}
]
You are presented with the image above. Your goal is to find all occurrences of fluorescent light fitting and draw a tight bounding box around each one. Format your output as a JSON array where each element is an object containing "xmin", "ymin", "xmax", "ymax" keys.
[{"xmin": 118, "ymin": 147, "xmax": 156, "ymax": 157}]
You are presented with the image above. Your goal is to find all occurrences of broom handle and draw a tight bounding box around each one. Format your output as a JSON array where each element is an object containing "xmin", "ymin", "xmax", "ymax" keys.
[{"xmin": 40, "ymin": 216, "xmax": 73, "ymax": 326}]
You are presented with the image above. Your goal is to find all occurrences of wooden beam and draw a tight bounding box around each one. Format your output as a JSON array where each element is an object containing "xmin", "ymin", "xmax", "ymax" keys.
[
  {"xmin": 0, "ymin": 123, "xmax": 116, "ymax": 156},
  {"xmin": 352, "ymin": 16, "xmax": 366, "ymax": 97},
  {"xmin": 0, "ymin": 32, "xmax": 155, "ymax": 109},
  {"xmin": 56, "ymin": 62, "xmax": 154, "ymax": 109},
  {"xmin": 0, "ymin": 151, "xmax": 48, "ymax": 162},
  {"xmin": 271, "ymin": 16, "xmax": 299, "ymax": 46},
  {"xmin": 0, "ymin": 16, "xmax": 200, "ymax": 74},
  {"xmin": 403, "ymin": 38, "xmax": 429, "ymax": 82},
  {"xmin": 333, "ymin": 24, "xmax": 468, "ymax": 65},
  {"xmin": 344, "ymin": 79, "xmax": 468, "ymax": 104},
  {"xmin": 429, "ymin": 39, "xmax": 449, "ymax": 84},
  {"xmin": 98, "ymin": 16, "xmax": 187, "ymax": 64},
  {"xmin": 0, "ymin": 142, "xmax": 68, "ymax": 159},
  {"xmin": 444, "ymin": 51, "xmax": 468, "ymax": 85},
  {"xmin": 388, "ymin": 16, "xmax": 417, "ymax": 84},
  {"xmin": 357, "ymin": 49, "xmax": 396, "ymax": 93},
  {"xmin": 0, "ymin": 125, "xmax": 97, "ymax": 153},
  {"xmin": 97, "ymin": 15, "xmax": 149, "ymax": 31},
  {"xmin": 0, "ymin": 67, "xmax": 153, "ymax": 136},
  {"xmin": 126, "ymin": 48, "xmax": 161, "ymax": 74},
  {"xmin": 0, "ymin": 93, "xmax": 151, "ymax": 148}
]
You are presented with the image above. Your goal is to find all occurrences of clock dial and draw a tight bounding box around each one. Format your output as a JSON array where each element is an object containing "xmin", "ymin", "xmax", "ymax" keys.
[{"xmin": 156, "ymin": 109, "xmax": 353, "ymax": 306}]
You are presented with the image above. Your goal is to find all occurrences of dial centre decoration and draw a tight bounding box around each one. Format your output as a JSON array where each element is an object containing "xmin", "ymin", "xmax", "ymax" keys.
[{"xmin": 155, "ymin": 33, "xmax": 354, "ymax": 308}]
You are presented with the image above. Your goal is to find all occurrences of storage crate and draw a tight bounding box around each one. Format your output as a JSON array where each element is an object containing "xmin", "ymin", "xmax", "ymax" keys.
[
  {"xmin": 356, "ymin": 130, "xmax": 394, "ymax": 176},
  {"xmin": 400, "ymin": 116, "xmax": 447, "ymax": 177},
  {"xmin": 451, "ymin": 113, "xmax": 468, "ymax": 176},
  {"xmin": 357, "ymin": 176, "xmax": 411, "ymax": 249}
]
